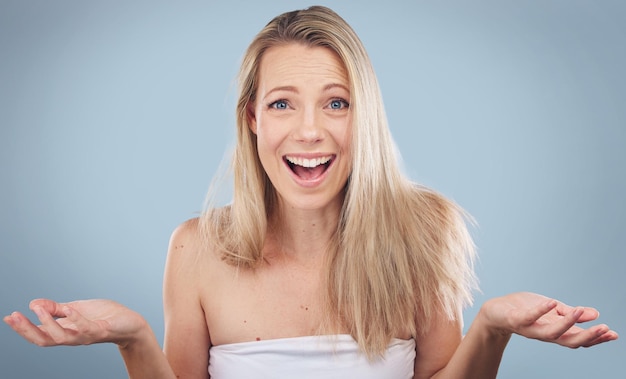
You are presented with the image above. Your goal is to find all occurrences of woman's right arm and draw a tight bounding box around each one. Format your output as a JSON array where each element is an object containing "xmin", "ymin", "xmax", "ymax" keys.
[
  {"xmin": 3, "ymin": 219, "xmax": 211, "ymax": 378},
  {"xmin": 121, "ymin": 218, "xmax": 212, "ymax": 378},
  {"xmin": 161, "ymin": 218, "xmax": 212, "ymax": 378},
  {"xmin": 4, "ymin": 298, "xmax": 176, "ymax": 379}
]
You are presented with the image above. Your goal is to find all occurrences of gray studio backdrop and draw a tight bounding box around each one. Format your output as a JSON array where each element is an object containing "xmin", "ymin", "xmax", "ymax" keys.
[{"xmin": 1, "ymin": 1, "xmax": 624, "ymax": 378}]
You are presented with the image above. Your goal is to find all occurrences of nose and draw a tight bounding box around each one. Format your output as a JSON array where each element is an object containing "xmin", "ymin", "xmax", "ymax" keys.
[{"xmin": 292, "ymin": 106, "xmax": 324, "ymax": 144}]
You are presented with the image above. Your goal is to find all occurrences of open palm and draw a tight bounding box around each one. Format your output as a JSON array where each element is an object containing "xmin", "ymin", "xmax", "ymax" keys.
[
  {"xmin": 4, "ymin": 298, "xmax": 146, "ymax": 348},
  {"xmin": 480, "ymin": 292, "xmax": 618, "ymax": 348}
]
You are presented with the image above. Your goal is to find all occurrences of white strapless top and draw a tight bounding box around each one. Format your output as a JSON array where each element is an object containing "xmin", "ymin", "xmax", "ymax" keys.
[{"xmin": 208, "ymin": 334, "xmax": 415, "ymax": 378}]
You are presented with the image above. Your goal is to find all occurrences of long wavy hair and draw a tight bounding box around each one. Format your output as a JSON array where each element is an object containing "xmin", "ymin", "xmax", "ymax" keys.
[{"xmin": 201, "ymin": 5, "xmax": 477, "ymax": 358}]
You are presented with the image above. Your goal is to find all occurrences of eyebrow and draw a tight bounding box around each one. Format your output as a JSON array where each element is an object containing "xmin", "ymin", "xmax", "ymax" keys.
[
  {"xmin": 323, "ymin": 83, "xmax": 350, "ymax": 93},
  {"xmin": 263, "ymin": 86, "xmax": 298, "ymax": 101},
  {"xmin": 262, "ymin": 83, "xmax": 350, "ymax": 101}
]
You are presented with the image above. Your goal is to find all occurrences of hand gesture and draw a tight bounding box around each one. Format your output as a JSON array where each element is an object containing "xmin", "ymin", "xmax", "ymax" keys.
[
  {"xmin": 4, "ymin": 298, "xmax": 147, "ymax": 348},
  {"xmin": 479, "ymin": 292, "xmax": 618, "ymax": 348}
]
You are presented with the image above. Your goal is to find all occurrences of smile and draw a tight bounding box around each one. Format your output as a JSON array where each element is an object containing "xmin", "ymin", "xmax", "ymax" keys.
[{"xmin": 284, "ymin": 155, "xmax": 334, "ymax": 181}]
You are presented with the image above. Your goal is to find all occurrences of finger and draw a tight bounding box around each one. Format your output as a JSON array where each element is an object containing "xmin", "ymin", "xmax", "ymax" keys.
[
  {"xmin": 577, "ymin": 307, "xmax": 600, "ymax": 323},
  {"xmin": 32, "ymin": 306, "xmax": 77, "ymax": 345},
  {"xmin": 36, "ymin": 304, "xmax": 106, "ymax": 346},
  {"xmin": 583, "ymin": 333, "xmax": 612, "ymax": 347},
  {"xmin": 541, "ymin": 307, "xmax": 586, "ymax": 341},
  {"xmin": 555, "ymin": 302, "xmax": 599, "ymax": 322},
  {"xmin": 61, "ymin": 305, "xmax": 109, "ymax": 345},
  {"xmin": 62, "ymin": 306, "xmax": 100, "ymax": 340},
  {"xmin": 580, "ymin": 325, "xmax": 619, "ymax": 347},
  {"xmin": 513, "ymin": 299, "xmax": 558, "ymax": 328},
  {"xmin": 3, "ymin": 314, "xmax": 13, "ymax": 326},
  {"xmin": 557, "ymin": 324, "xmax": 612, "ymax": 348},
  {"xmin": 30, "ymin": 299, "xmax": 67, "ymax": 318},
  {"xmin": 584, "ymin": 329, "xmax": 619, "ymax": 347},
  {"xmin": 5, "ymin": 311, "xmax": 56, "ymax": 347}
]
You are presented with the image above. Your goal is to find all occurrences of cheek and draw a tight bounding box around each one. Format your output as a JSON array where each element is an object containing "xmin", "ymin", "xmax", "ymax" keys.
[
  {"xmin": 256, "ymin": 113, "xmax": 290, "ymax": 151},
  {"xmin": 255, "ymin": 127, "xmax": 280, "ymax": 154},
  {"xmin": 333, "ymin": 122, "xmax": 352, "ymax": 153},
  {"xmin": 255, "ymin": 124, "xmax": 285, "ymax": 175},
  {"xmin": 336, "ymin": 121, "xmax": 353, "ymax": 173}
]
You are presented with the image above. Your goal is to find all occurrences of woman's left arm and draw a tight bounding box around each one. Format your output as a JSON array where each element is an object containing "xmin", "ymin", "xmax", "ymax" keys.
[{"xmin": 414, "ymin": 292, "xmax": 619, "ymax": 379}]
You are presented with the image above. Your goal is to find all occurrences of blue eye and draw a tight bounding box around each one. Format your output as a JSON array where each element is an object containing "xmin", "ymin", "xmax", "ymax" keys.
[
  {"xmin": 329, "ymin": 99, "xmax": 348, "ymax": 110},
  {"xmin": 270, "ymin": 100, "xmax": 288, "ymax": 110}
]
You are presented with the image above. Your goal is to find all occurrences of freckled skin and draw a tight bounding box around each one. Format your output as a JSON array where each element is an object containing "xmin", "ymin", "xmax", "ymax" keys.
[{"xmin": 249, "ymin": 44, "xmax": 353, "ymax": 213}]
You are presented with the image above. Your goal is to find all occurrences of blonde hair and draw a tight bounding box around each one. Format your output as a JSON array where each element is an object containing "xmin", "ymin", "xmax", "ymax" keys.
[{"xmin": 201, "ymin": 6, "xmax": 477, "ymax": 357}]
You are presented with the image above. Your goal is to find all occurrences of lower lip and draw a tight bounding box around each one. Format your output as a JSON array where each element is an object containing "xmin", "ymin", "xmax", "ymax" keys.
[{"xmin": 285, "ymin": 159, "xmax": 334, "ymax": 188}]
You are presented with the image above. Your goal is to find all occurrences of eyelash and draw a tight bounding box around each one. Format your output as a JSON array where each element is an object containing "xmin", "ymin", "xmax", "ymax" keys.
[
  {"xmin": 268, "ymin": 99, "xmax": 289, "ymax": 110},
  {"xmin": 328, "ymin": 98, "xmax": 350, "ymax": 110},
  {"xmin": 267, "ymin": 98, "xmax": 350, "ymax": 110}
]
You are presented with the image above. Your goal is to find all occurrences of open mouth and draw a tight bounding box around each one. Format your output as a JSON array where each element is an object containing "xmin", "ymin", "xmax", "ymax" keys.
[{"xmin": 284, "ymin": 155, "xmax": 334, "ymax": 181}]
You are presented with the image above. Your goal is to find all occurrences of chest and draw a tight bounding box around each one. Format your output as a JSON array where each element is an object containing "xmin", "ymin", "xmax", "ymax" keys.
[{"xmin": 202, "ymin": 263, "xmax": 330, "ymax": 346}]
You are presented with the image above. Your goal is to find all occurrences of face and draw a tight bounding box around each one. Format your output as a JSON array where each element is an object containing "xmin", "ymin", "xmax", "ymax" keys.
[{"xmin": 249, "ymin": 44, "xmax": 352, "ymax": 212}]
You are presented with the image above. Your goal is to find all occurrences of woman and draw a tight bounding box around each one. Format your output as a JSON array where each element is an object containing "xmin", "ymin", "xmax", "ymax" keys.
[{"xmin": 3, "ymin": 6, "xmax": 618, "ymax": 379}]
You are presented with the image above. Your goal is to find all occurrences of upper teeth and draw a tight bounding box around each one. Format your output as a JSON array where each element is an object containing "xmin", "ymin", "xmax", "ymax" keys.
[{"xmin": 286, "ymin": 156, "xmax": 332, "ymax": 168}]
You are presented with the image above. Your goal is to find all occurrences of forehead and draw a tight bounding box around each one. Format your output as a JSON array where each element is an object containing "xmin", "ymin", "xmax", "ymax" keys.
[{"xmin": 257, "ymin": 44, "xmax": 349, "ymax": 91}]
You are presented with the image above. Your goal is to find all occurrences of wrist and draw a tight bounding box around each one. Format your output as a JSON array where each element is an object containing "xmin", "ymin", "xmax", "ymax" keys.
[
  {"xmin": 475, "ymin": 300, "xmax": 513, "ymax": 341},
  {"xmin": 116, "ymin": 317, "xmax": 154, "ymax": 351}
]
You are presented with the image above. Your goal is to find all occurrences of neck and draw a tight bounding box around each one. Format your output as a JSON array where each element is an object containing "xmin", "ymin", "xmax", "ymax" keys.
[{"xmin": 265, "ymin": 198, "xmax": 342, "ymax": 265}]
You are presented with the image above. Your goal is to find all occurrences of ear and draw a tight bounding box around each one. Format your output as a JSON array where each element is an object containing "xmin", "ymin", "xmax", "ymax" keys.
[{"xmin": 247, "ymin": 102, "xmax": 257, "ymax": 134}]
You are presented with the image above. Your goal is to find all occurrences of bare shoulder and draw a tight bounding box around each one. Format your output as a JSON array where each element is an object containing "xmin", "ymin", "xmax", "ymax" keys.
[
  {"xmin": 163, "ymin": 217, "xmax": 216, "ymax": 376},
  {"xmin": 164, "ymin": 218, "xmax": 205, "ymax": 292},
  {"xmin": 166, "ymin": 216, "xmax": 221, "ymax": 268},
  {"xmin": 163, "ymin": 216, "xmax": 227, "ymax": 304},
  {"xmin": 168, "ymin": 217, "xmax": 202, "ymax": 253},
  {"xmin": 165, "ymin": 213, "xmax": 238, "ymax": 296}
]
